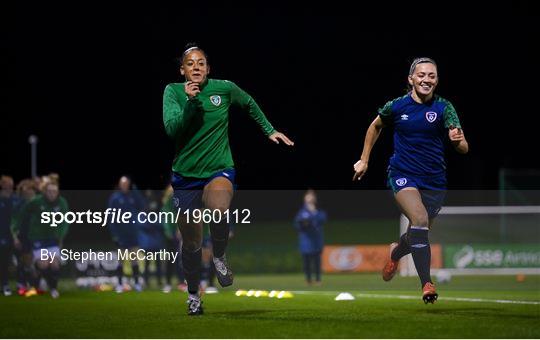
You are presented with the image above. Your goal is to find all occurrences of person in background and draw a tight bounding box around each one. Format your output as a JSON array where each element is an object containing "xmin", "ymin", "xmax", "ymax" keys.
[
  {"xmin": 294, "ymin": 190, "xmax": 327, "ymax": 286},
  {"xmin": 108, "ymin": 176, "xmax": 145, "ymax": 292},
  {"xmin": 12, "ymin": 179, "xmax": 38, "ymax": 295},
  {"xmin": 161, "ymin": 185, "xmax": 186, "ymax": 293},
  {"xmin": 139, "ymin": 189, "xmax": 165, "ymax": 289},
  {"xmin": 0, "ymin": 175, "xmax": 15, "ymax": 296},
  {"xmin": 16, "ymin": 181, "xmax": 69, "ymax": 298}
]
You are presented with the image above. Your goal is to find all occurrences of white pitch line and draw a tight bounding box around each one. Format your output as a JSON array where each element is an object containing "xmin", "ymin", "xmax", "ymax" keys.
[{"xmin": 292, "ymin": 291, "xmax": 540, "ymax": 305}]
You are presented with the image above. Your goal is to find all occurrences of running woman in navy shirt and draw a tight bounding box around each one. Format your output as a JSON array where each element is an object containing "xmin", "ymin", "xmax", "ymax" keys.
[{"xmin": 353, "ymin": 58, "xmax": 468, "ymax": 303}]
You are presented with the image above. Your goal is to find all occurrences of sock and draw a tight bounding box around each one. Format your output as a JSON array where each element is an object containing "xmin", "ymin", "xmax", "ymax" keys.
[
  {"xmin": 31, "ymin": 263, "xmax": 41, "ymax": 288},
  {"xmin": 391, "ymin": 233, "xmax": 412, "ymax": 261},
  {"xmin": 408, "ymin": 226, "xmax": 432, "ymax": 287},
  {"xmin": 210, "ymin": 223, "xmax": 230, "ymax": 258},
  {"xmin": 49, "ymin": 268, "xmax": 59, "ymax": 290},
  {"xmin": 143, "ymin": 261, "xmax": 150, "ymax": 286},
  {"xmin": 182, "ymin": 247, "xmax": 202, "ymax": 294},
  {"xmin": 16, "ymin": 262, "xmax": 26, "ymax": 288},
  {"xmin": 116, "ymin": 263, "xmax": 123, "ymax": 286},
  {"xmin": 43, "ymin": 268, "xmax": 53, "ymax": 289},
  {"xmin": 132, "ymin": 263, "xmax": 140, "ymax": 284},
  {"xmin": 22, "ymin": 265, "xmax": 34, "ymax": 288}
]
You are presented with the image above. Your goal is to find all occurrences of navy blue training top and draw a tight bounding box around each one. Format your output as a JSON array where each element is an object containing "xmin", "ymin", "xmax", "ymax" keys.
[{"xmin": 378, "ymin": 93, "xmax": 462, "ymax": 177}]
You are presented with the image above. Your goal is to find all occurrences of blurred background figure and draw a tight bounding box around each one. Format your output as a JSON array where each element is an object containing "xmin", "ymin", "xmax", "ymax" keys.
[
  {"xmin": 0, "ymin": 175, "xmax": 16, "ymax": 296},
  {"xmin": 139, "ymin": 189, "xmax": 165, "ymax": 289},
  {"xmin": 16, "ymin": 181, "xmax": 70, "ymax": 298},
  {"xmin": 108, "ymin": 176, "xmax": 145, "ymax": 292},
  {"xmin": 12, "ymin": 178, "xmax": 37, "ymax": 295},
  {"xmin": 294, "ymin": 189, "xmax": 327, "ymax": 286},
  {"xmin": 161, "ymin": 185, "xmax": 186, "ymax": 293}
]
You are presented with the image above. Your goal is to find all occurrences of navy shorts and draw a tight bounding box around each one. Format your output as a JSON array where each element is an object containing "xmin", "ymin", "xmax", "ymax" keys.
[
  {"xmin": 387, "ymin": 169, "xmax": 446, "ymax": 219},
  {"xmin": 171, "ymin": 168, "xmax": 236, "ymax": 211}
]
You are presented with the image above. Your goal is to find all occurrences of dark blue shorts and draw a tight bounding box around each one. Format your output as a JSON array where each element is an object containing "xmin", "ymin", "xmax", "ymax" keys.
[
  {"xmin": 31, "ymin": 239, "xmax": 59, "ymax": 250},
  {"xmin": 171, "ymin": 168, "xmax": 236, "ymax": 211},
  {"xmin": 387, "ymin": 169, "xmax": 446, "ymax": 219}
]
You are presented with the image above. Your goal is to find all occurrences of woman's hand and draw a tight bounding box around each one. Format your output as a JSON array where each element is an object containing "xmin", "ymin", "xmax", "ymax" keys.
[
  {"xmin": 352, "ymin": 159, "xmax": 368, "ymax": 181},
  {"xmin": 449, "ymin": 126, "xmax": 469, "ymax": 154},
  {"xmin": 269, "ymin": 131, "xmax": 294, "ymax": 146},
  {"xmin": 449, "ymin": 127, "xmax": 464, "ymax": 142},
  {"xmin": 184, "ymin": 81, "xmax": 200, "ymax": 98}
]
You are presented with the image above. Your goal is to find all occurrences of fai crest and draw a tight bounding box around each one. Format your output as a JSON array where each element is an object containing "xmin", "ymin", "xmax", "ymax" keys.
[
  {"xmin": 396, "ymin": 178, "xmax": 408, "ymax": 186},
  {"xmin": 425, "ymin": 111, "xmax": 437, "ymax": 123},
  {"xmin": 210, "ymin": 95, "xmax": 222, "ymax": 106}
]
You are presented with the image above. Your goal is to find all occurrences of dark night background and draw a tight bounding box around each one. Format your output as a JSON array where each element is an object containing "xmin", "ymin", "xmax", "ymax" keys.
[{"xmin": 2, "ymin": 3, "xmax": 539, "ymax": 190}]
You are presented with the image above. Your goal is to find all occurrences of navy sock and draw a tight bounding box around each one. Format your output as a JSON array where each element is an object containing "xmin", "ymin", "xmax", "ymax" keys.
[
  {"xmin": 132, "ymin": 263, "xmax": 140, "ymax": 284},
  {"xmin": 43, "ymin": 268, "xmax": 53, "ymax": 289},
  {"xmin": 391, "ymin": 233, "xmax": 412, "ymax": 261},
  {"xmin": 182, "ymin": 247, "xmax": 202, "ymax": 294},
  {"xmin": 408, "ymin": 227, "xmax": 432, "ymax": 287},
  {"xmin": 116, "ymin": 263, "xmax": 123, "ymax": 285},
  {"xmin": 49, "ymin": 268, "xmax": 59, "ymax": 290},
  {"xmin": 210, "ymin": 223, "xmax": 229, "ymax": 258}
]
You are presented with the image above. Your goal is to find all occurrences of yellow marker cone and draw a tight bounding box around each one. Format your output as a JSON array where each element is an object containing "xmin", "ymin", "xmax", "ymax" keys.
[
  {"xmin": 235, "ymin": 290, "xmax": 247, "ymax": 297},
  {"xmin": 277, "ymin": 291, "xmax": 294, "ymax": 299},
  {"xmin": 255, "ymin": 290, "xmax": 269, "ymax": 297},
  {"xmin": 268, "ymin": 290, "xmax": 279, "ymax": 298},
  {"xmin": 246, "ymin": 289, "xmax": 256, "ymax": 297}
]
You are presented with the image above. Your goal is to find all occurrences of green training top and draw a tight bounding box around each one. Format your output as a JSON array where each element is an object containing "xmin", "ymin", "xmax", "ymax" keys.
[
  {"xmin": 163, "ymin": 79, "xmax": 276, "ymax": 178},
  {"xmin": 16, "ymin": 195, "xmax": 70, "ymax": 242}
]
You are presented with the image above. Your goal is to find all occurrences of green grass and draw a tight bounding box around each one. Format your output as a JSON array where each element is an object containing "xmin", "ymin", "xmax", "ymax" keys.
[{"xmin": 1, "ymin": 273, "xmax": 539, "ymax": 338}]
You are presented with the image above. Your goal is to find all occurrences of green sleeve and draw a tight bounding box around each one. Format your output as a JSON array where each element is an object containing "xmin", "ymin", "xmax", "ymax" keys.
[
  {"xmin": 229, "ymin": 82, "xmax": 276, "ymax": 136},
  {"xmin": 56, "ymin": 198, "xmax": 70, "ymax": 240},
  {"xmin": 377, "ymin": 99, "xmax": 394, "ymax": 126},
  {"xmin": 442, "ymin": 101, "xmax": 462, "ymax": 129},
  {"xmin": 163, "ymin": 84, "xmax": 202, "ymax": 139},
  {"xmin": 13, "ymin": 199, "xmax": 34, "ymax": 236}
]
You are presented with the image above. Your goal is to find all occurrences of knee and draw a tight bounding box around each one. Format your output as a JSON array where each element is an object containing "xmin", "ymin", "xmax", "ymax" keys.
[
  {"xmin": 206, "ymin": 202, "xmax": 229, "ymax": 214},
  {"xmin": 410, "ymin": 211, "xmax": 429, "ymax": 228},
  {"xmin": 36, "ymin": 261, "xmax": 48, "ymax": 270}
]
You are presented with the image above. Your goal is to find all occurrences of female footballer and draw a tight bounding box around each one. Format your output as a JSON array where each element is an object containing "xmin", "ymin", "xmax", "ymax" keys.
[
  {"xmin": 353, "ymin": 58, "xmax": 468, "ymax": 303},
  {"xmin": 163, "ymin": 43, "xmax": 294, "ymax": 315}
]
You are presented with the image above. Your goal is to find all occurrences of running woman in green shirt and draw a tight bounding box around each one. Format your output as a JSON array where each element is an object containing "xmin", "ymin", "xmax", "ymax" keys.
[{"xmin": 163, "ymin": 43, "xmax": 294, "ymax": 315}]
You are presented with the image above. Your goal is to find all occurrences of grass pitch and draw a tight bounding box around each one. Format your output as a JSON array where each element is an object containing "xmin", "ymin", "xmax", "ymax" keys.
[{"xmin": 1, "ymin": 273, "xmax": 539, "ymax": 338}]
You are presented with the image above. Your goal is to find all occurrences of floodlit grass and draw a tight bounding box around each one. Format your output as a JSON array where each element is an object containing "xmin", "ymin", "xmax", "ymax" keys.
[{"xmin": 1, "ymin": 273, "xmax": 539, "ymax": 338}]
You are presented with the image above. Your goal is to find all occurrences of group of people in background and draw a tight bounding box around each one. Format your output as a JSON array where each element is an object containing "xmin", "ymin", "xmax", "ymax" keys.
[
  {"xmin": 0, "ymin": 173, "xmax": 222, "ymax": 299},
  {"xmin": 0, "ymin": 173, "xmax": 68, "ymax": 298}
]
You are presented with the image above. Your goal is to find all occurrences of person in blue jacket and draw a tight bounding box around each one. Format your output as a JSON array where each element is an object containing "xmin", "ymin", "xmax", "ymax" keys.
[
  {"xmin": 294, "ymin": 190, "xmax": 327, "ymax": 286},
  {"xmin": 108, "ymin": 176, "xmax": 146, "ymax": 292}
]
